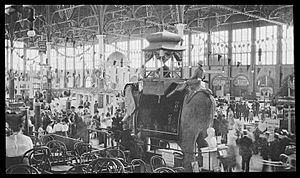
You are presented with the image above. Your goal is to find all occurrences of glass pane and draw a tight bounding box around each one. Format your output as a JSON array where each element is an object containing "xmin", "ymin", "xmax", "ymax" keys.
[{"xmin": 236, "ymin": 29, "xmax": 242, "ymax": 41}]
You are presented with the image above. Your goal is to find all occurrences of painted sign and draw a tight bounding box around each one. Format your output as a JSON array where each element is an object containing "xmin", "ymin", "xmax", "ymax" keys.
[
  {"xmin": 265, "ymin": 119, "xmax": 280, "ymax": 133},
  {"xmin": 260, "ymin": 87, "xmax": 273, "ymax": 98},
  {"xmin": 234, "ymin": 75, "xmax": 249, "ymax": 86},
  {"xmin": 212, "ymin": 75, "xmax": 227, "ymax": 86}
]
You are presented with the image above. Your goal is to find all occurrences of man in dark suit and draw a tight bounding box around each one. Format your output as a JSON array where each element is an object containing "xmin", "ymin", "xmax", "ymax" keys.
[
  {"xmin": 260, "ymin": 131, "xmax": 270, "ymax": 172},
  {"xmin": 269, "ymin": 133, "xmax": 282, "ymax": 172},
  {"xmin": 279, "ymin": 129, "xmax": 292, "ymax": 155},
  {"xmin": 237, "ymin": 130, "xmax": 253, "ymax": 172}
]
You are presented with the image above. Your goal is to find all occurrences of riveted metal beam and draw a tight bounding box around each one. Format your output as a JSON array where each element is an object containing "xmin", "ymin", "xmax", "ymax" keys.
[{"xmin": 211, "ymin": 5, "xmax": 287, "ymax": 26}]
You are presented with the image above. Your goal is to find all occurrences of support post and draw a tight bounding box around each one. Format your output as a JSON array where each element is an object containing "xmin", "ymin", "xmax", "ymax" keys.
[
  {"xmin": 277, "ymin": 25, "xmax": 283, "ymax": 90},
  {"xmin": 92, "ymin": 37, "xmax": 95, "ymax": 75},
  {"xmin": 251, "ymin": 22, "xmax": 257, "ymax": 96},
  {"xmin": 46, "ymin": 42, "xmax": 51, "ymax": 103},
  {"xmin": 34, "ymin": 101, "xmax": 41, "ymax": 133},
  {"xmin": 6, "ymin": 39, "xmax": 9, "ymax": 73},
  {"xmin": 64, "ymin": 41, "xmax": 67, "ymax": 88},
  {"xmin": 82, "ymin": 42, "xmax": 85, "ymax": 88},
  {"xmin": 188, "ymin": 30, "xmax": 192, "ymax": 77},
  {"xmin": 23, "ymin": 43, "xmax": 27, "ymax": 80},
  {"xmin": 56, "ymin": 45, "xmax": 59, "ymax": 85},
  {"xmin": 10, "ymin": 39, "xmax": 14, "ymax": 71},
  {"xmin": 140, "ymin": 37, "xmax": 144, "ymax": 66},
  {"xmin": 228, "ymin": 24, "xmax": 233, "ymax": 96},
  {"xmin": 207, "ymin": 26, "xmax": 212, "ymax": 89},
  {"xmin": 73, "ymin": 42, "xmax": 76, "ymax": 87}
]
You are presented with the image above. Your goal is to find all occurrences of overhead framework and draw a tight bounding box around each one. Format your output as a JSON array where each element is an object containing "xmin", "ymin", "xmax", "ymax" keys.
[{"xmin": 5, "ymin": 5, "xmax": 293, "ymax": 45}]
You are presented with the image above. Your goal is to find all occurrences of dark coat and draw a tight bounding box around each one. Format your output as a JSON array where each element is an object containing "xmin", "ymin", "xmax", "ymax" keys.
[
  {"xmin": 237, "ymin": 136, "xmax": 253, "ymax": 157},
  {"xmin": 219, "ymin": 119, "xmax": 229, "ymax": 135},
  {"xmin": 279, "ymin": 136, "xmax": 292, "ymax": 155},
  {"xmin": 212, "ymin": 118, "xmax": 221, "ymax": 136},
  {"xmin": 269, "ymin": 139, "xmax": 281, "ymax": 161},
  {"xmin": 260, "ymin": 137, "xmax": 270, "ymax": 159}
]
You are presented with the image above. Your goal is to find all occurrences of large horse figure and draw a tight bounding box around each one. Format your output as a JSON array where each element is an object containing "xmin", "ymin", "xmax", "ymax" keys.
[{"xmin": 123, "ymin": 79, "xmax": 216, "ymax": 172}]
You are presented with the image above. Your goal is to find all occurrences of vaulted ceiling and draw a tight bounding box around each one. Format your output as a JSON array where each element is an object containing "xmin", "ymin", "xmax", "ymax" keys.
[{"xmin": 5, "ymin": 5, "xmax": 293, "ymax": 46}]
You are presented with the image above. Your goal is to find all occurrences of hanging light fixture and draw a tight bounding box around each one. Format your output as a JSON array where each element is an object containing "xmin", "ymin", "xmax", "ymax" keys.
[
  {"xmin": 27, "ymin": 28, "xmax": 36, "ymax": 37},
  {"xmin": 26, "ymin": 7, "xmax": 36, "ymax": 37}
]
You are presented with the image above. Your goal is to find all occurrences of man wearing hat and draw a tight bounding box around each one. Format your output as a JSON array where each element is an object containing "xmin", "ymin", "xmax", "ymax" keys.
[
  {"xmin": 278, "ymin": 129, "xmax": 292, "ymax": 156},
  {"xmin": 260, "ymin": 131, "xmax": 270, "ymax": 172},
  {"xmin": 237, "ymin": 130, "xmax": 253, "ymax": 172},
  {"xmin": 52, "ymin": 115, "xmax": 68, "ymax": 136},
  {"xmin": 69, "ymin": 106, "xmax": 79, "ymax": 138},
  {"xmin": 269, "ymin": 132, "xmax": 281, "ymax": 171},
  {"xmin": 191, "ymin": 60, "xmax": 205, "ymax": 80}
]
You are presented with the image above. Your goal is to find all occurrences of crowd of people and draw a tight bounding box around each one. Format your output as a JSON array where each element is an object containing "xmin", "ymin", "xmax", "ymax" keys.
[
  {"xmin": 5, "ymin": 88, "xmax": 129, "ymax": 166},
  {"xmin": 211, "ymin": 97, "xmax": 296, "ymax": 172},
  {"xmin": 6, "ymin": 86, "xmax": 295, "ymax": 172}
]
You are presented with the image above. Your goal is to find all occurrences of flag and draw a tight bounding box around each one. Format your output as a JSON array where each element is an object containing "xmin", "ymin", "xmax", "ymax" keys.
[
  {"xmin": 257, "ymin": 67, "xmax": 261, "ymax": 74},
  {"xmin": 217, "ymin": 54, "xmax": 222, "ymax": 62},
  {"xmin": 247, "ymin": 65, "xmax": 250, "ymax": 71}
]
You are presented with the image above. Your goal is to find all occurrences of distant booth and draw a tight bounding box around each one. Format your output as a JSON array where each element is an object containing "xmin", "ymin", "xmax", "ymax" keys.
[
  {"xmin": 232, "ymin": 75, "xmax": 250, "ymax": 97},
  {"xmin": 211, "ymin": 75, "xmax": 227, "ymax": 97},
  {"xmin": 272, "ymin": 73, "xmax": 295, "ymax": 134},
  {"xmin": 257, "ymin": 75, "xmax": 275, "ymax": 99}
]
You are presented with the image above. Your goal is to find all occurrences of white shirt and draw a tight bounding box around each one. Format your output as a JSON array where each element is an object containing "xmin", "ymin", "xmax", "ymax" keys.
[
  {"xmin": 6, "ymin": 132, "xmax": 33, "ymax": 157},
  {"xmin": 61, "ymin": 123, "xmax": 69, "ymax": 132},
  {"xmin": 52, "ymin": 123, "xmax": 64, "ymax": 132},
  {"xmin": 38, "ymin": 127, "xmax": 44, "ymax": 139},
  {"xmin": 46, "ymin": 125, "xmax": 54, "ymax": 133},
  {"xmin": 100, "ymin": 117, "xmax": 110, "ymax": 129}
]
